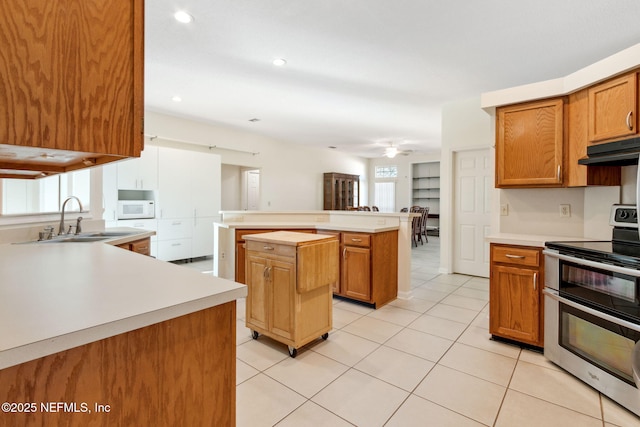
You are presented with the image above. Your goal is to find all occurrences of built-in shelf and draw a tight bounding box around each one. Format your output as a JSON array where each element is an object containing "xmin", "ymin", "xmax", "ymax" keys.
[{"xmin": 412, "ymin": 162, "xmax": 440, "ymax": 235}]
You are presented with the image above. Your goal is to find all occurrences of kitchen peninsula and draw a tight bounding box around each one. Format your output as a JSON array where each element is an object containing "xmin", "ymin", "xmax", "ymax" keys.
[
  {"xmin": 214, "ymin": 210, "xmax": 416, "ymax": 305},
  {"xmin": 0, "ymin": 233, "xmax": 246, "ymax": 426}
]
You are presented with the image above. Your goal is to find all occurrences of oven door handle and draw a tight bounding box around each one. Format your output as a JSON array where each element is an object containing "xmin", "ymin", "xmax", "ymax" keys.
[
  {"xmin": 543, "ymin": 289, "xmax": 640, "ymax": 333},
  {"xmin": 543, "ymin": 250, "xmax": 640, "ymax": 278}
]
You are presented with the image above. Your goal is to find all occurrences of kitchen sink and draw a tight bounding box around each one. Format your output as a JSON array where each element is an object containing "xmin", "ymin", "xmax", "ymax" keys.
[{"xmin": 15, "ymin": 231, "xmax": 136, "ymax": 244}]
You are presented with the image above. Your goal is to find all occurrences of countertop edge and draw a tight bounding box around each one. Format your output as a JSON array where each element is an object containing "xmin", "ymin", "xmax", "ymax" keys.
[
  {"xmin": 0, "ymin": 285, "xmax": 246, "ymax": 370},
  {"xmin": 216, "ymin": 222, "xmax": 400, "ymax": 234},
  {"xmin": 485, "ymin": 233, "xmax": 594, "ymax": 248}
]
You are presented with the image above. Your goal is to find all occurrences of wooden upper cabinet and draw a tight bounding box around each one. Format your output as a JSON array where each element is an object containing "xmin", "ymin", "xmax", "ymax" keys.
[
  {"xmin": 566, "ymin": 89, "xmax": 621, "ymax": 187},
  {"xmin": 588, "ymin": 72, "xmax": 638, "ymax": 143},
  {"xmin": 496, "ymin": 98, "xmax": 565, "ymax": 188},
  {"xmin": 0, "ymin": 1, "xmax": 144, "ymax": 179}
]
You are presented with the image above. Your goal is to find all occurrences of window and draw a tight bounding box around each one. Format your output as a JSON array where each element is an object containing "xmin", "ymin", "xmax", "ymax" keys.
[
  {"xmin": 375, "ymin": 165, "xmax": 398, "ymax": 179},
  {"xmin": 1, "ymin": 169, "xmax": 90, "ymax": 216},
  {"xmin": 374, "ymin": 182, "xmax": 395, "ymax": 212}
]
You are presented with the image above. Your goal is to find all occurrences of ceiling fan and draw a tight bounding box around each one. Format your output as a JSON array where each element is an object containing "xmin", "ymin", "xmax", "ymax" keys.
[{"xmin": 383, "ymin": 143, "xmax": 412, "ymax": 158}]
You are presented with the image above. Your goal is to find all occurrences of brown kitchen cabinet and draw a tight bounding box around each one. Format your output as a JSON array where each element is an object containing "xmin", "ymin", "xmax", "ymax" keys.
[
  {"xmin": 116, "ymin": 237, "xmax": 151, "ymax": 256},
  {"xmin": 588, "ymin": 71, "xmax": 638, "ymax": 143},
  {"xmin": 0, "ymin": 0, "xmax": 144, "ymax": 179},
  {"xmin": 566, "ymin": 89, "xmax": 621, "ymax": 187},
  {"xmin": 496, "ymin": 98, "xmax": 565, "ymax": 188},
  {"xmin": 327, "ymin": 230, "xmax": 398, "ymax": 308},
  {"xmin": 323, "ymin": 173, "xmax": 359, "ymax": 210},
  {"xmin": 489, "ymin": 244, "xmax": 544, "ymax": 348},
  {"xmin": 244, "ymin": 231, "xmax": 338, "ymax": 357},
  {"xmin": 234, "ymin": 228, "xmax": 315, "ymax": 283}
]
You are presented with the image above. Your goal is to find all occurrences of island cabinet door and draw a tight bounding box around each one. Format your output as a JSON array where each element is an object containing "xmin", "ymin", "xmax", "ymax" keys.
[
  {"xmin": 246, "ymin": 254, "xmax": 269, "ymax": 331},
  {"xmin": 269, "ymin": 258, "xmax": 296, "ymax": 341},
  {"xmin": 490, "ymin": 264, "xmax": 541, "ymax": 345},
  {"xmin": 342, "ymin": 246, "xmax": 371, "ymax": 301}
]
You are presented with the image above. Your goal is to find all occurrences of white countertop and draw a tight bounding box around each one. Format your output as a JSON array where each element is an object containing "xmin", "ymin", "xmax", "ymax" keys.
[
  {"xmin": 0, "ymin": 236, "xmax": 246, "ymax": 370},
  {"xmin": 486, "ymin": 233, "xmax": 595, "ymax": 248},
  {"xmin": 218, "ymin": 221, "xmax": 399, "ymax": 234}
]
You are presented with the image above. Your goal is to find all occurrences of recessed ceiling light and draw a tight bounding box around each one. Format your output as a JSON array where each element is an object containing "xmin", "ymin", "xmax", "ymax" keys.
[
  {"xmin": 172, "ymin": 96, "xmax": 182, "ymax": 102},
  {"xmin": 174, "ymin": 11, "xmax": 194, "ymax": 23},
  {"xmin": 272, "ymin": 58, "xmax": 287, "ymax": 67}
]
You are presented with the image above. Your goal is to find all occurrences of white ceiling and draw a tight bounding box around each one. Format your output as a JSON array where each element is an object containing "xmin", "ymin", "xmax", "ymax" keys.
[{"xmin": 145, "ymin": 1, "xmax": 640, "ymax": 158}]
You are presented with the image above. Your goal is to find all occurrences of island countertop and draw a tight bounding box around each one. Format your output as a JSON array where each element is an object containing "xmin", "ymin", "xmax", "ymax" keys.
[{"xmin": 0, "ymin": 241, "xmax": 246, "ymax": 370}]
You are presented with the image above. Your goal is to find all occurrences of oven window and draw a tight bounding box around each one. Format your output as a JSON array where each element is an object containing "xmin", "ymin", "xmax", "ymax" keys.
[
  {"xmin": 560, "ymin": 303, "xmax": 638, "ymax": 385},
  {"xmin": 562, "ymin": 262, "xmax": 636, "ymax": 302}
]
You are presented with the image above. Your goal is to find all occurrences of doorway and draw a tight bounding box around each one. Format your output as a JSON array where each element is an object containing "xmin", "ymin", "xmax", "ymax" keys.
[{"xmin": 244, "ymin": 169, "xmax": 260, "ymax": 210}]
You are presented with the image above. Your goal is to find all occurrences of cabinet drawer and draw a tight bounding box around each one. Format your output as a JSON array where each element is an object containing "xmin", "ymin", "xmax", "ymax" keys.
[
  {"xmin": 158, "ymin": 219, "xmax": 192, "ymax": 240},
  {"xmin": 245, "ymin": 240, "xmax": 296, "ymax": 258},
  {"xmin": 157, "ymin": 238, "xmax": 191, "ymax": 261},
  {"xmin": 342, "ymin": 233, "xmax": 371, "ymax": 247},
  {"xmin": 130, "ymin": 238, "xmax": 151, "ymax": 256},
  {"xmin": 492, "ymin": 245, "xmax": 540, "ymax": 267}
]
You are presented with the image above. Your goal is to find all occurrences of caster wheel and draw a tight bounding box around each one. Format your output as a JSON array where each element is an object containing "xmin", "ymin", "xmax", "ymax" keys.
[
  {"xmin": 321, "ymin": 333, "xmax": 329, "ymax": 340},
  {"xmin": 251, "ymin": 330, "xmax": 259, "ymax": 340},
  {"xmin": 288, "ymin": 346, "xmax": 298, "ymax": 358}
]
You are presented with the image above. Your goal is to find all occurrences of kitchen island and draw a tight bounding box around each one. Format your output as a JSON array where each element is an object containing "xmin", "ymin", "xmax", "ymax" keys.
[
  {"xmin": 0, "ymin": 236, "xmax": 246, "ymax": 426},
  {"xmin": 214, "ymin": 210, "xmax": 416, "ymax": 303}
]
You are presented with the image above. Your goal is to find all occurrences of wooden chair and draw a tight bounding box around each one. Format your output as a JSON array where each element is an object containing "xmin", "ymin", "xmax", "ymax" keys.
[
  {"xmin": 361, "ymin": 206, "xmax": 371, "ymax": 211},
  {"xmin": 409, "ymin": 206, "xmax": 423, "ymax": 246},
  {"xmin": 400, "ymin": 208, "xmax": 408, "ymax": 213},
  {"xmin": 420, "ymin": 207, "xmax": 430, "ymax": 243},
  {"xmin": 371, "ymin": 206, "xmax": 379, "ymax": 212}
]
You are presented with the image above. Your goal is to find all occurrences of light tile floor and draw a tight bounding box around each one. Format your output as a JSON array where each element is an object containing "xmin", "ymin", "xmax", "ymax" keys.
[{"xmin": 179, "ymin": 237, "xmax": 640, "ymax": 426}]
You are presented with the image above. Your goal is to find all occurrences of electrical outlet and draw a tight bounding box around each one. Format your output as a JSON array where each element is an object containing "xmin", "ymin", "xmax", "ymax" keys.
[
  {"xmin": 221, "ymin": 251, "xmax": 225, "ymax": 259},
  {"xmin": 560, "ymin": 204, "xmax": 571, "ymax": 218},
  {"xmin": 500, "ymin": 204, "xmax": 509, "ymax": 216}
]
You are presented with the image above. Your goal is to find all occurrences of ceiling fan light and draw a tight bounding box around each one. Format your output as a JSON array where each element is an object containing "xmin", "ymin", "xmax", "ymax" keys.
[{"xmin": 385, "ymin": 147, "xmax": 398, "ymax": 158}]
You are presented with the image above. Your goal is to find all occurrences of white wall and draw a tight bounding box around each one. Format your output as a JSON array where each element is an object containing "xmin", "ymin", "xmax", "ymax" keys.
[
  {"xmin": 441, "ymin": 97, "xmax": 493, "ymax": 274},
  {"xmin": 221, "ymin": 164, "xmax": 242, "ymax": 210},
  {"xmin": 144, "ymin": 111, "xmax": 368, "ymax": 210}
]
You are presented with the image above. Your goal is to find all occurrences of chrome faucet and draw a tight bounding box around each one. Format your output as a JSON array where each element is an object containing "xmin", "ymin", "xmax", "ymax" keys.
[{"xmin": 58, "ymin": 196, "xmax": 84, "ymax": 235}]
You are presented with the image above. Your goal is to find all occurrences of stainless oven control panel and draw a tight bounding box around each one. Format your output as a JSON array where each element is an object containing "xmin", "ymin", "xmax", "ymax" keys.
[{"xmin": 610, "ymin": 204, "xmax": 638, "ymax": 228}]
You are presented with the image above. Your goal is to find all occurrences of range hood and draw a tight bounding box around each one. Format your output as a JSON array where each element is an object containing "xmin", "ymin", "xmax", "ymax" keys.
[{"xmin": 578, "ymin": 137, "xmax": 640, "ymax": 166}]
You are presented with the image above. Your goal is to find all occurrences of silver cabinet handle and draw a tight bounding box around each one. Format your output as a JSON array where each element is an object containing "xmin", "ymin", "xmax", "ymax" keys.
[
  {"xmin": 557, "ymin": 164, "xmax": 561, "ymax": 181},
  {"xmin": 172, "ymin": 221, "xmax": 182, "ymax": 225},
  {"xmin": 627, "ymin": 111, "xmax": 633, "ymax": 131},
  {"xmin": 343, "ymin": 247, "xmax": 347, "ymax": 259},
  {"xmin": 533, "ymin": 272, "xmax": 538, "ymax": 291},
  {"xmin": 505, "ymin": 254, "xmax": 525, "ymax": 259},
  {"xmin": 351, "ymin": 238, "xmax": 362, "ymax": 242},
  {"xmin": 263, "ymin": 246, "xmax": 274, "ymax": 251},
  {"xmin": 171, "ymin": 243, "xmax": 181, "ymax": 247}
]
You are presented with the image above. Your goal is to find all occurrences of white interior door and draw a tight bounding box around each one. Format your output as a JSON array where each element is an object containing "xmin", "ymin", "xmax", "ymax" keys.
[
  {"xmin": 247, "ymin": 170, "xmax": 260, "ymax": 210},
  {"xmin": 453, "ymin": 148, "xmax": 491, "ymax": 277}
]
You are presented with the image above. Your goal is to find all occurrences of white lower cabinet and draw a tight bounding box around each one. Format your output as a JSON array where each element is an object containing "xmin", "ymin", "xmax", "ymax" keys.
[
  {"xmin": 158, "ymin": 239, "xmax": 192, "ymax": 262},
  {"xmin": 192, "ymin": 216, "xmax": 215, "ymax": 259}
]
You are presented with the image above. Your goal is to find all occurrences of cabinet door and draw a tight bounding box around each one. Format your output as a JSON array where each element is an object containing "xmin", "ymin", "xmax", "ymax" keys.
[
  {"xmin": 158, "ymin": 147, "xmax": 192, "ymax": 218},
  {"xmin": 117, "ymin": 157, "xmax": 141, "ymax": 190},
  {"xmin": 0, "ymin": 0, "xmax": 144, "ymax": 176},
  {"xmin": 269, "ymin": 259, "xmax": 296, "ymax": 340},
  {"xmin": 192, "ymin": 216, "xmax": 215, "ymax": 258},
  {"xmin": 137, "ymin": 145, "xmax": 159, "ymax": 190},
  {"xmin": 496, "ymin": 99, "xmax": 564, "ymax": 187},
  {"xmin": 490, "ymin": 265, "xmax": 541, "ymax": 345},
  {"xmin": 588, "ymin": 73, "xmax": 638, "ymax": 143},
  {"xmin": 245, "ymin": 254, "xmax": 269, "ymax": 331},
  {"xmin": 342, "ymin": 246, "xmax": 371, "ymax": 301},
  {"xmin": 191, "ymin": 152, "xmax": 221, "ymax": 218}
]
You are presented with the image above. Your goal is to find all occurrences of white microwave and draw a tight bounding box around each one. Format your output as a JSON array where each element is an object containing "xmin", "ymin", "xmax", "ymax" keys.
[{"xmin": 117, "ymin": 200, "xmax": 155, "ymax": 220}]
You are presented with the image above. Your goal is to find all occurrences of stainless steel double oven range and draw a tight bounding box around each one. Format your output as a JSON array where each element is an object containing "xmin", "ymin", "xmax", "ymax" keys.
[{"xmin": 544, "ymin": 205, "xmax": 640, "ymax": 416}]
